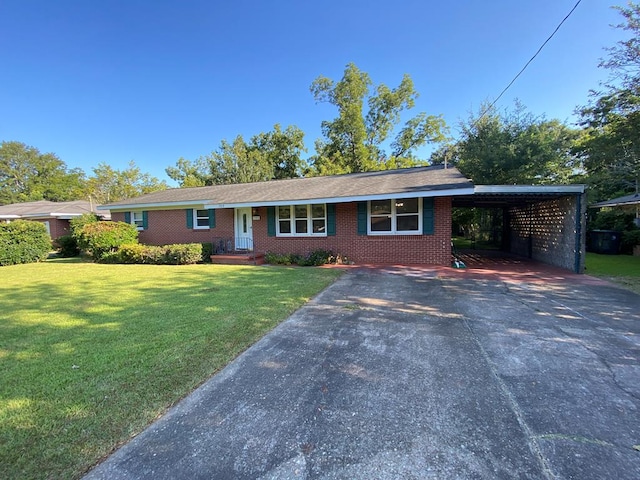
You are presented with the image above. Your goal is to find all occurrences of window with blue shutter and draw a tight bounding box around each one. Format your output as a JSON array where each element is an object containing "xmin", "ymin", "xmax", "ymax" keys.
[
  {"xmin": 327, "ymin": 204, "xmax": 336, "ymax": 236},
  {"xmin": 422, "ymin": 198, "xmax": 434, "ymax": 235},
  {"xmin": 186, "ymin": 209, "xmax": 194, "ymax": 229}
]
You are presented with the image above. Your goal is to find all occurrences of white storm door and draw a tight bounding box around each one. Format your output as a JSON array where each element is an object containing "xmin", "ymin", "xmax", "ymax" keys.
[{"xmin": 235, "ymin": 207, "xmax": 253, "ymax": 251}]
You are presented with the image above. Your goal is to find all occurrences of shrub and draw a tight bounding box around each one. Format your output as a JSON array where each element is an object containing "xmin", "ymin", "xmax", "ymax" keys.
[
  {"xmin": 264, "ymin": 252, "xmax": 295, "ymax": 265},
  {"xmin": 622, "ymin": 230, "xmax": 640, "ymax": 253},
  {"xmin": 53, "ymin": 235, "xmax": 80, "ymax": 257},
  {"xmin": 0, "ymin": 220, "xmax": 52, "ymax": 266},
  {"xmin": 165, "ymin": 243, "xmax": 202, "ymax": 265},
  {"xmin": 69, "ymin": 213, "xmax": 100, "ymax": 240},
  {"xmin": 265, "ymin": 249, "xmax": 334, "ymax": 266},
  {"xmin": 201, "ymin": 242, "xmax": 213, "ymax": 263},
  {"xmin": 79, "ymin": 221, "xmax": 139, "ymax": 260}
]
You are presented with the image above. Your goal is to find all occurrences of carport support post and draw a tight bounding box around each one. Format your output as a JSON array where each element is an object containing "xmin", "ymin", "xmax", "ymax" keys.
[{"xmin": 574, "ymin": 192, "xmax": 585, "ymax": 274}]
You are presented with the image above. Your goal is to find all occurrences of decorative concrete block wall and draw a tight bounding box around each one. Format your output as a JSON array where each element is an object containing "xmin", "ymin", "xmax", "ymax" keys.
[{"xmin": 509, "ymin": 194, "xmax": 586, "ymax": 273}]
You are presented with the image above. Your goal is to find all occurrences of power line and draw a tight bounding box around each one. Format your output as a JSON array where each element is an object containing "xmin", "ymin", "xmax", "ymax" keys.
[{"xmin": 477, "ymin": 0, "xmax": 583, "ymax": 121}]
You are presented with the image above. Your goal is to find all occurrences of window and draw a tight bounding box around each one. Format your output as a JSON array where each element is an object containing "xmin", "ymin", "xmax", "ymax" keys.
[
  {"xmin": 277, "ymin": 204, "xmax": 326, "ymax": 236},
  {"xmin": 194, "ymin": 209, "xmax": 210, "ymax": 229},
  {"xmin": 124, "ymin": 211, "xmax": 148, "ymax": 230},
  {"xmin": 368, "ymin": 198, "xmax": 421, "ymax": 235}
]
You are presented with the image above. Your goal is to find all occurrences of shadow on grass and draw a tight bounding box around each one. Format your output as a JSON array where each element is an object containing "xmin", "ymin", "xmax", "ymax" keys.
[{"xmin": 0, "ymin": 263, "xmax": 341, "ymax": 480}]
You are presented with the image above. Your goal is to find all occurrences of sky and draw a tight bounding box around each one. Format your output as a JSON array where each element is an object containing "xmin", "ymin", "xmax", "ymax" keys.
[{"xmin": 0, "ymin": 0, "xmax": 628, "ymax": 186}]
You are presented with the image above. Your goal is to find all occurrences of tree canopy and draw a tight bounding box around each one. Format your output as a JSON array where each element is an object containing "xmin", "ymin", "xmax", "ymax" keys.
[
  {"xmin": 85, "ymin": 161, "xmax": 168, "ymax": 204},
  {"xmin": 308, "ymin": 63, "xmax": 447, "ymax": 175},
  {"xmin": 166, "ymin": 124, "xmax": 306, "ymax": 187},
  {"xmin": 576, "ymin": 2, "xmax": 640, "ymax": 201},
  {"xmin": 435, "ymin": 103, "xmax": 581, "ymax": 185},
  {"xmin": 0, "ymin": 141, "xmax": 86, "ymax": 205}
]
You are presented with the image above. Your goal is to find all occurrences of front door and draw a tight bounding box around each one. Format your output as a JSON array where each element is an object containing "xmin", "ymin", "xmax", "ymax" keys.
[{"xmin": 235, "ymin": 207, "xmax": 253, "ymax": 251}]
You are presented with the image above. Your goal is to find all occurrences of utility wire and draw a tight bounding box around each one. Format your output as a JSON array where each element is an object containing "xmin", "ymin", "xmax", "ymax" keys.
[{"xmin": 477, "ymin": 0, "xmax": 583, "ymax": 122}]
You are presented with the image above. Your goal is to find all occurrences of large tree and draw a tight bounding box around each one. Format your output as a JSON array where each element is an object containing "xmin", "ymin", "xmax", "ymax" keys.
[
  {"xmin": 437, "ymin": 103, "xmax": 581, "ymax": 185},
  {"xmin": 309, "ymin": 63, "xmax": 447, "ymax": 175},
  {"xmin": 576, "ymin": 2, "xmax": 640, "ymax": 201},
  {"xmin": 86, "ymin": 161, "xmax": 168, "ymax": 204},
  {"xmin": 166, "ymin": 124, "xmax": 306, "ymax": 187},
  {"xmin": 0, "ymin": 141, "xmax": 86, "ymax": 205}
]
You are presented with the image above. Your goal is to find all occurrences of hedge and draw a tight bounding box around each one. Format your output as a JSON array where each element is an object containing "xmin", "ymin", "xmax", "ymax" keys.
[
  {"xmin": 79, "ymin": 221, "xmax": 139, "ymax": 259},
  {"xmin": 0, "ymin": 220, "xmax": 52, "ymax": 266},
  {"xmin": 100, "ymin": 243, "xmax": 203, "ymax": 265}
]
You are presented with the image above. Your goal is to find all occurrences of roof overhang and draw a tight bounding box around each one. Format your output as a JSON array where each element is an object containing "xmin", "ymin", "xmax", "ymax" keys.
[{"xmin": 454, "ymin": 185, "xmax": 586, "ymax": 208}]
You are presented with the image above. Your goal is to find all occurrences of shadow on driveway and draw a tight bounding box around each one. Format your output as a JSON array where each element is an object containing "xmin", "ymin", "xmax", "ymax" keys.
[{"xmin": 85, "ymin": 268, "xmax": 640, "ymax": 479}]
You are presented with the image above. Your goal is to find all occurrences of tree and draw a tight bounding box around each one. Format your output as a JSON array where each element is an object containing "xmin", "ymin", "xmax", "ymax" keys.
[
  {"xmin": 166, "ymin": 124, "xmax": 306, "ymax": 187},
  {"xmin": 86, "ymin": 161, "xmax": 168, "ymax": 204},
  {"xmin": 0, "ymin": 141, "xmax": 86, "ymax": 205},
  {"xmin": 445, "ymin": 103, "xmax": 581, "ymax": 185},
  {"xmin": 576, "ymin": 2, "xmax": 640, "ymax": 202},
  {"xmin": 309, "ymin": 63, "xmax": 447, "ymax": 175}
]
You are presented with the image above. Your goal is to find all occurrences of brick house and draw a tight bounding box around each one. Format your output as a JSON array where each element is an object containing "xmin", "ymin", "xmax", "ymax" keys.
[
  {"xmin": 0, "ymin": 200, "xmax": 110, "ymax": 239},
  {"xmin": 101, "ymin": 165, "xmax": 474, "ymax": 266},
  {"xmin": 101, "ymin": 165, "xmax": 587, "ymax": 271}
]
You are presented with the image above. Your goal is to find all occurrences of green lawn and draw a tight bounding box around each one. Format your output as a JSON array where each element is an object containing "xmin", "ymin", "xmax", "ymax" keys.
[
  {"xmin": 0, "ymin": 259, "xmax": 342, "ymax": 480},
  {"xmin": 585, "ymin": 252, "xmax": 640, "ymax": 294}
]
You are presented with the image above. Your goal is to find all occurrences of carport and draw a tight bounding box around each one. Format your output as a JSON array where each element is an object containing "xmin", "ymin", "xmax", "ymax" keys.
[{"xmin": 453, "ymin": 185, "xmax": 587, "ymax": 273}]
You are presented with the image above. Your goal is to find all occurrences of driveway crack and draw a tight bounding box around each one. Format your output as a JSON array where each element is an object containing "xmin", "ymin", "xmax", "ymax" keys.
[{"xmin": 462, "ymin": 315, "xmax": 558, "ymax": 480}]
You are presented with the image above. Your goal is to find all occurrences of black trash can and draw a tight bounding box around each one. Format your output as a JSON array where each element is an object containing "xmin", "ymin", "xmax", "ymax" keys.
[{"xmin": 588, "ymin": 230, "xmax": 622, "ymax": 254}]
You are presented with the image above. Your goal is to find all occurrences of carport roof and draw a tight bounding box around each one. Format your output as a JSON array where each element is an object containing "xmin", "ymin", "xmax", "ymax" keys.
[{"xmin": 454, "ymin": 184, "xmax": 586, "ymax": 208}]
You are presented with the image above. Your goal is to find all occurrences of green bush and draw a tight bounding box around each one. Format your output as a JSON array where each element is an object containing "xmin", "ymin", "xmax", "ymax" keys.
[
  {"xmin": 264, "ymin": 252, "xmax": 295, "ymax": 265},
  {"xmin": 623, "ymin": 230, "xmax": 640, "ymax": 252},
  {"xmin": 165, "ymin": 243, "xmax": 202, "ymax": 265},
  {"xmin": 201, "ymin": 242, "xmax": 213, "ymax": 263},
  {"xmin": 265, "ymin": 249, "xmax": 334, "ymax": 266},
  {"xmin": 79, "ymin": 222, "xmax": 139, "ymax": 260},
  {"xmin": 53, "ymin": 235, "xmax": 80, "ymax": 257},
  {"xmin": 100, "ymin": 243, "xmax": 202, "ymax": 265},
  {"xmin": 70, "ymin": 213, "xmax": 100, "ymax": 240},
  {"xmin": 0, "ymin": 220, "xmax": 52, "ymax": 266}
]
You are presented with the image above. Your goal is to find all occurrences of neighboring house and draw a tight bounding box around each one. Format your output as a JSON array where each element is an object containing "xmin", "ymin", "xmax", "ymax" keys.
[
  {"xmin": 100, "ymin": 165, "xmax": 587, "ymax": 272},
  {"xmin": 0, "ymin": 200, "xmax": 110, "ymax": 239}
]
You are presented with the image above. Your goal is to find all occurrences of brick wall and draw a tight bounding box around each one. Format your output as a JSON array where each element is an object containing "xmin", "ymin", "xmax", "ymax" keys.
[
  {"xmin": 509, "ymin": 194, "xmax": 586, "ymax": 273},
  {"xmin": 32, "ymin": 218, "xmax": 70, "ymax": 239},
  {"xmin": 254, "ymin": 199, "xmax": 452, "ymax": 265},
  {"xmin": 112, "ymin": 197, "xmax": 453, "ymax": 265}
]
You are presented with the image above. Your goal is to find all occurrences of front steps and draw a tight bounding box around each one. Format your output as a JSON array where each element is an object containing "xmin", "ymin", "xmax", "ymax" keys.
[{"xmin": 210, "ymin": 253, "xmax": 265, "ymax": 265}]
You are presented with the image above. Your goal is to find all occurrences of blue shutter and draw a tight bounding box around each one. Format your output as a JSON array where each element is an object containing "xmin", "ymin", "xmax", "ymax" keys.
[
  {"xmin": 267, "ymin": 207, "xmax": 276, "ymax": 237},
  {"xmin": 327, "ymin": 204, "xmax": 336, "ymax": 236},
  {"xmin": 357, "ymin": 202, "xmax": 367, "ymax": 235},
  {"xmin": 422, "ymin": 198, "xmax": 434, "ymax": 235},
  {"xmin": 124, "ymin": 212, "xmax": 131, "ymax": 224},
  {"xmin": 186, "ymin": 209, "xmax": 193, "ymax": 229},
  {"xmin": 142, "ymin": 211, "xmax": 148, "ymax": 230},
  {"xmin": 208, "ymin": 210, "xmax": 216, "ymax": 228}
]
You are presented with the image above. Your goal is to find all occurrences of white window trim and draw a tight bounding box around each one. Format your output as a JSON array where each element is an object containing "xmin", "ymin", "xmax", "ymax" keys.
[
  {"xmin": 131, "ymin": 211, "xmax": 144, "ymax": 231},
  {"xmin": 193, "ymin": 209, "xmax": 210, "ymax": 230},
  {"xmin": 367, "ymin": 198, "xmax": 422, "ymax": 235},
  {"xmin": 276, "ymin": 204, "xmax": 327, "ymax": 237}
]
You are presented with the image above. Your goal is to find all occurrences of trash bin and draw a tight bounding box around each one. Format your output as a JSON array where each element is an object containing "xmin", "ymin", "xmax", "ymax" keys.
[{"xmin": 588, "ymin": 230, "xmax": 622, "ymax": 254}]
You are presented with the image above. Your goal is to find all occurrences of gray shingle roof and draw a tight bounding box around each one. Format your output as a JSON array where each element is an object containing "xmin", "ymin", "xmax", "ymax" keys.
[
  {"xmin": 0, "ymin": 200, "xmax": 108, "ymax": 219},
  {"xmin": 102, "ymin": 165, "xmax": 474, "ymax": 210}
]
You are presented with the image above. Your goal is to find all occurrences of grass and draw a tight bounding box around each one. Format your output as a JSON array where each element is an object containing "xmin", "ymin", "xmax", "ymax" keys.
[
  {"xmin": 585, "ymin": 252, "xmax": 640, "ymax": 294},
  {"xmin": 0, "ymin": 259, "xmax": 342, "ymax": 480}
]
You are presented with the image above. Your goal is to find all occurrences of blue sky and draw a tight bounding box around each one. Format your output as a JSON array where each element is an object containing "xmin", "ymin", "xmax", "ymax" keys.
[{"xmin": 0, "ymin": 0, "xmax": 627, "ymax": 185}]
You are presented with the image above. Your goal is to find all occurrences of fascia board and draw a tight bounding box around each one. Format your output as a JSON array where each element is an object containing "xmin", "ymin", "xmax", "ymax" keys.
[{"xmin": 474, "ymin": 185, "xmax": 585, "ymax": 194}]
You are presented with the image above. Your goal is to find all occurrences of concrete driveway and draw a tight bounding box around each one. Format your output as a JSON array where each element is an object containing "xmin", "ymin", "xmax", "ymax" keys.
[{"xmin": 85, "ymin": 267, "xmax": 640, "ymax": 479}]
